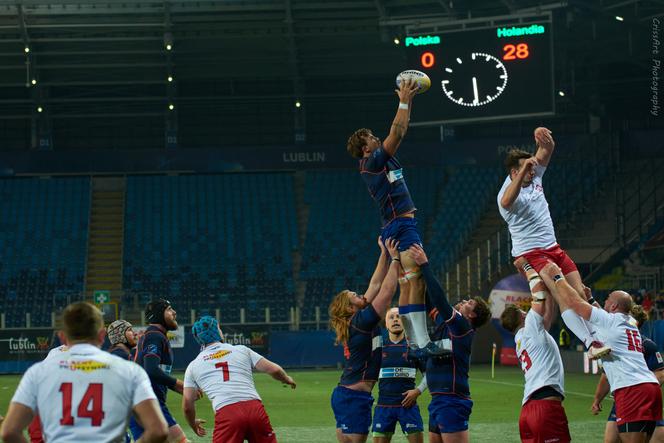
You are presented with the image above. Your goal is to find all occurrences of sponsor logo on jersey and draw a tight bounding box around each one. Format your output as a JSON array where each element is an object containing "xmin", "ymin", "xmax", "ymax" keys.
[
  {"xmin": 204, "ymin": 350, "xmax": 232, "ymax": 361},
  {"xmin": 657, "ymin": 352, "xmax": 663, "ymax": 364},
  {"xmin": 59, "ymin": 360, "xmax": 109, "ymax": 372}
]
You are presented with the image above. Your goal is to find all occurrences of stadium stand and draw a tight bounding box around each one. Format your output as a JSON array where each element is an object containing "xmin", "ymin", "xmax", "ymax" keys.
[
  {"xmin": 0, "ymin": 177, "xmax": 90, "ymax": 327},
  {"xmin": 123, "ymin": 173, "xmax": 297, "ymax": 324}
]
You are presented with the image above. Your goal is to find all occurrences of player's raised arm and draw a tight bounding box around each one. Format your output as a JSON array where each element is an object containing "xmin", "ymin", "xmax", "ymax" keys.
[
  {"xmin": 363, "ymin": 236, "xmax": 389, "ymax": 304},
  {"xmin": 133, "ymin": 399, "xmax": 169, "ymax": 443},
  {"xmin": 539, "ymin": 262, "xmax": 593, "ymax": 320},
  {"xmin": 370, "ymin": 238, "xmax": 401, "ymax": 318},
  {"xmin": 382, "ymin": 79, "xmax": 419, "ymax": 156},
  {"xmin": 254, "ymin": 358, "xmax": 296, "ymax": 388},
  {"xmin": 534, "ymin": 127, "xmax": 555, "ymax": 167},
  {"xmin": 499, "ymin": 155, "xmax": 539, "ymax": 209}
]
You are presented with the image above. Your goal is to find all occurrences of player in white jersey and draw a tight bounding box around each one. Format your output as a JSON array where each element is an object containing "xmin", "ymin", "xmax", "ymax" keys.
[
  {"xmin": 540, "ymin": 262, "xmax": 662, "ymax": 443},
  {"xmin": 497, "ymin": 127, "xmax": 610, "ymax": 360},
  {"xmin": 182, "ymin": 315, "xmax": 296, "ymax": 443},
  {"xmin": 501, "ymin": 259, "xmax": 570, "ymax": 443},
  {"xmin": 1, "ymin": 302, "xmax": 168, "ymax": 443}
]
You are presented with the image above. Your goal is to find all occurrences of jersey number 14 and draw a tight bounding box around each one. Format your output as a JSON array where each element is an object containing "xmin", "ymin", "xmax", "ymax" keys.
[{"xmin": 59, "ymin": 383, "xmax": 105, "ymax": 426}]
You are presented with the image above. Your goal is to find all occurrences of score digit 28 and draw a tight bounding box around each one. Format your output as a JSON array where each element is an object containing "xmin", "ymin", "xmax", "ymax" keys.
[{"xmin": 502, "ymin": 43, "xmax": 529, "ymax": 60}]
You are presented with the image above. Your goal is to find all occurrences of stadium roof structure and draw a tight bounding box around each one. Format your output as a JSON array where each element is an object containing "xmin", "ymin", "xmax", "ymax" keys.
[{"xmin": 0, "ymin": 0, "xmax": 659, "ymax": 149}]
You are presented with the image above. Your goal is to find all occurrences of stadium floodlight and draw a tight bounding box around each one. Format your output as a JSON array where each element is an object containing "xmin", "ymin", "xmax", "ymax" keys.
[
  {"xmin": 558, "ymin": 91, "xmax": 565, "ymax": 97},
  {"xmin": 295, "ymin": 100, "xmax": 301, "ymax": 108},
  {"xmin": 168, "ymin": 76, "xmax": 173, "ymax": 82},
  {"xmin": 615, "ymin": 16, "xmax": 624, "ymax": 21},
  {"xmin": 168, "ymin": 104, "xmax": 175, "ymax": 110},
  {"xmin": 164, "ymin": 32, "xmax": 173, "ymax": 51},
  {"xmin": 37, "ymin": 106, "xmax": 43, "ymax": 113},
  {"xmin": 24, "ymin": 46, "xmax": 30, "ymax": 53},
  {"xmin": 31, "ymin": 79, "xmax": 37, "ymax": 85},
  {"xmin": 393, "ymin": 37, "xmax": 400, "ymax": 45}
]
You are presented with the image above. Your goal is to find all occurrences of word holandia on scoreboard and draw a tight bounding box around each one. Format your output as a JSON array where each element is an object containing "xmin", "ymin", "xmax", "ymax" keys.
[{"xmin": 404, "ymin": 22, "xmax": 554, "ymax": 125}]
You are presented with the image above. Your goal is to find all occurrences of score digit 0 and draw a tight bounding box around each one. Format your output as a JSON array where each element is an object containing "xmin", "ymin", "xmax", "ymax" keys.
[
  {"xmin": 421, "ymin": 51, "xmax": 435, "ymax": 68},
  {"xmin": 502, "ymin": 43, "xmax": 530, "ymax": 60}
]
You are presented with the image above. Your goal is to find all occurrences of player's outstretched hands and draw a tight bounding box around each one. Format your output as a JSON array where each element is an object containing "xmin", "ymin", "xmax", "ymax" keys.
[
  {"xmin": 522, "ymin": 156, "xmax": 539, "ymax": 173},
  {"xmin": 534, "ymin": 127, "xmax": 554, "ymax": 149},
  {"xmin": 395, "ymin": 78, "xmax": 419, "ymax": 103},
  {"xmin": 385, "ymin": 238, "xmax": 400, "ymax": 261},
  {"xmin": 590, "ymin": 399, "xmax": 602, "ymax": 415},
  {"xmin": 193, "ymin": 418, "xmax": 207, "ymax": 437},
  {"xmin": 408, "ymin": 244, "xmax": 428, "ymax": 266},
  {"xmin": 378, "ymin": 236, "xmax": 387, "ymax": 255},
  {"xmin": 401, "ymin": 388, "xmax": 421, "ymax": 408},
  {"xmin": 284, "ymin": 375, "xmax": 297, "ymax": 389}
]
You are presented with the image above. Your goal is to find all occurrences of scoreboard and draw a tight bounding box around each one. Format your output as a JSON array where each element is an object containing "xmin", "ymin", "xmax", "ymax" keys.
[{"xmin": 404, "ymin": 19, "xmax": 554, "ymax": 125}]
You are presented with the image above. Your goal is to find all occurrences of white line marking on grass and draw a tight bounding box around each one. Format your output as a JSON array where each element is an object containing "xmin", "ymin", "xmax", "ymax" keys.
[{"xmin": 473, "ymin": 378, "xmax": 595, "ymax": 398}]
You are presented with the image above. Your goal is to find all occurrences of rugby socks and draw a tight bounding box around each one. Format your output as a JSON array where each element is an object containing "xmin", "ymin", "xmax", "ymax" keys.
[
  {"xmin": 398, "ymin": 306, "xmax": 416, "ymax": 343},
  {"xmin": 409, "ymin": 304, "xmax": 431, "ymax": 348},
  {"xmin": 561, "ymin": 309, "xmax": 597, "ymax": 349}
]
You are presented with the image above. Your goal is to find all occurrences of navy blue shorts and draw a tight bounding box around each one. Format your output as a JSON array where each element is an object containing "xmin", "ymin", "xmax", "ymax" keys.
[
  {"xmin": 129, "ymin": 401, "xmax": 178, "ymax": 440},
  {"xmin": 331, "ymin": 385, "xmax": 374, "ymax": 435},
  {"xmin": 428, "ymin": 395, "xmax": 473, "ymax": 434},
  {"xmin": 608, "ymin": 402, "xmax": 664, "ymax": 426},
  {"xmin": 372, "ymin": 404, "xmax": 424, "ymax": 435},
  {"xmin": 380, "ymin": 217, "xmax": 422, "ymax": 252}
]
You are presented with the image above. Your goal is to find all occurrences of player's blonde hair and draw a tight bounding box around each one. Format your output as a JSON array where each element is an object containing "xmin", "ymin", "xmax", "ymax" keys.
[
  {"xmin": 630, "ymin": 304, "xmax": 648, "ymax": 328},
  {"xmin": 329, "ymin": 290, "xmax": 354, "ymax": 345},
  {"xmin": 63, "ymin": 302, "xmax": 104, "ymax": 342}
]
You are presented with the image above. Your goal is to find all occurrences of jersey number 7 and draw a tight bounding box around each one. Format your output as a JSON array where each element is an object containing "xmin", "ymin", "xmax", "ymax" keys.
[
  {"xmin": 215, "ymin": 361, "xmax": 230, "ymax": 382},
  {"xmin": 59, "ymin": 383, "xmax": 105, "ymax": 426}
]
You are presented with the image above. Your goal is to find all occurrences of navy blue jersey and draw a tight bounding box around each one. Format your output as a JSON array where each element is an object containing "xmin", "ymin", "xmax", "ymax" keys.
[
  {"xmin": 360, "ymin": 147, "xmax": 416, "ymax": 226},
  {"xmin": 644, "ymin": 338, "xmax": 664, "ymax": 372},
  {"xmin": 377, "ymin": 333, "xmax": 424, "ymax": 406},
  {"xmin": 134, "ymin": 326, "xmax": 174, "ymax": 403},
  {"xmin": 426, "ymin": 308, "xmax": 474, "ymax": 399},
  {"xmin": 339, "ymin": 305, "xmax": 383, "ymax": 386},
  {"xmin": 108, "ymin": 344, "xmax": 131, "ymax": 360}
]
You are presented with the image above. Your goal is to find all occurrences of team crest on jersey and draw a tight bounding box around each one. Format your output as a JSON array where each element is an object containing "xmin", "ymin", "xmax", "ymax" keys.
[
  {"xmin": 204, "ymin": 350, "xmax": 232, "ymax": 361},
  {"xmin": 59, "ymin": 360, "xmax": 109, "ymax": 372}
]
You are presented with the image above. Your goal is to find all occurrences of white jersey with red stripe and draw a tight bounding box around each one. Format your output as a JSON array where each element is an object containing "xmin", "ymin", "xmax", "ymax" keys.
[
  {"xmin": 589, "ymin": 307, "xmax": 658, "ymax": 392},
  {"xmin": 11, "ymin": 343, "xmax": 156, "ymax": 443},
  {"xmin": 184, "ymin": 342, "xmax": 264, "ymax": 411},
  {"xmin": 497, "ymin": 165, "xmax": 558, "ymax": 256},
  {"xmin": 514, "ymin": 309, "xmax": 565, "ymax": 405}
]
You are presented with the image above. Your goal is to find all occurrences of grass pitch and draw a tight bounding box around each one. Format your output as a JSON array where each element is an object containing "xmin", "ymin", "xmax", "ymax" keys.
[{"xmin": 0, "ymin": 365, "xmax": 609, "ymax": 442}]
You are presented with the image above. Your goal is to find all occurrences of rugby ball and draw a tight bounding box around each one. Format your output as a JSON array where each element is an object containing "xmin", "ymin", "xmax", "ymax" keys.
[{"xmin": 395, "ymin": 70, "xmax": 431, "ymax": 94}]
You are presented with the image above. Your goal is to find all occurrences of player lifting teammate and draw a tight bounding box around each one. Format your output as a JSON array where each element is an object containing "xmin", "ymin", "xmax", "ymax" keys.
[
  {"xmin": 183, "ymin": 315, "xmax": 295, "ymax": 443},
  {"xmin": 540, "ymin": 263, "xmax": 662, "ymax": 443},
  {"xmin": 498, "ymin": 127, "xmax": 610, "ymax": 360},
  {"xmin": 1, "ymin": 302, "xmax": 168, "ymax": 443},
  {"xmin": 500, "ymin": 258, "xmax": 570, "ymax": 443},
  {"xmin": 408, "ymin": 244, "xmax": 491, "ymax": 443},
  {"xmin": 346, "ymin": 78, "xmax": 441, "ymax": 356},
  {"xmin": 329, "ymin": 238, "xmax": 400, "ymax": 443}
]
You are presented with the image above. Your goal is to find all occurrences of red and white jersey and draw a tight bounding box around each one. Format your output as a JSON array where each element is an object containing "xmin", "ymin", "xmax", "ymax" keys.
[
  {"xmin": 184, "ymin": 342, "xmax": 263, "ymax": 411},
  {"xmin": 514, "ymin": 310, "xmax": 565, "ymax": 405},
  {"xmin": 11, "ymin": 343, "xmax": 155, "ymax": 443},
  {"xmin": 497, "ymin": 165, "xmax": 557, "ymax": 256},
  {"xmin": 45, "ymin": 344, "xmax": 69, "ymax": 360},
  {"xmin": 590, "ymin": 307, "xmax": 658, "ymax": 392}
]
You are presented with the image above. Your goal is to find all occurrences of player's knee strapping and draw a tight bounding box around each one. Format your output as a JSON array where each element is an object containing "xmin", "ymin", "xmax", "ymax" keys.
[{"xmin": 520, "ymin": 261, "xmax": 549, "ymax": 301}]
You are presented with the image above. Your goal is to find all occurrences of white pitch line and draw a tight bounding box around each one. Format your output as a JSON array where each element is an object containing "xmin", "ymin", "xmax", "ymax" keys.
[{"xmin": 473, "ymin": 378, "xmax": 595, "ymax": 398}]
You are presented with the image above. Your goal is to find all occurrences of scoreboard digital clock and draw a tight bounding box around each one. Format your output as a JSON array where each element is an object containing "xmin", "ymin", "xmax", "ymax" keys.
[{"xmin": 404, "ymin": 20, "xmax": 554, "ymax": 125}]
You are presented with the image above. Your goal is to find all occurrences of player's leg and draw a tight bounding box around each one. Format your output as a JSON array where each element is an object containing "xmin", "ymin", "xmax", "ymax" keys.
[
  {"xmin": 167, "ymin": 424, "xmax": 190, "ymax": 443},
  {"xmin": 372, "ymin": 405, "xmax": 397, "ymax": 443},
  {"xmin": 429, "ymin": 396, "xmax": 471, "ymax": 443},
  {"xmin": 650, "ymin": 423, "xmax": 664, "ymax": 443},
  {"xmin": 398, "ymin": 404, "xmax": 424, "ymax": 443},
  {"xmin": 399, "ymin": 250, "xmax": 429, "ymax": 349},
  {"xmin": 331, "ymin": 386, "xmax": 373, "ymax": 443},
  {"xmin": 604, "ymin": 421, "xmax": 620, "ymax": 443},
  {"xmin": 429, "ymin": 432, "xmax": 443, "ymax": 443},
  {"xmin": 440, "ymin": 431, "xmax": 468, "ymax": 443},
  {"xmin": 244, "ymin": 400, "xmax": 277, "ymax": 443}
]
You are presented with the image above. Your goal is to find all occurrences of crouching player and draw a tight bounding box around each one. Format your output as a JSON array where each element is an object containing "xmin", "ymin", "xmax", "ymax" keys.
[
  {"xmin": 501, "ymin": 258, "xmax": 570, "ymax": 443},
  {"xmin": 373, "ymin": 307, "xmax": 427, "ymax": 443}
]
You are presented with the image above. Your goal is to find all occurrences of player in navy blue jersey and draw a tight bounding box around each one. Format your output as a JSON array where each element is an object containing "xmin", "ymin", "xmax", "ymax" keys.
[
  {"xmin": 346, "ymin": 78, "xmax": 437, "ymax": 357},
  {"xmin": 329, "ymin": 238, "xmax": 401, "ymax": 443},
  {"xmin": 107, "ymin": 319, "xmax": 137, "ymax": 360},
  {"xmin": 591, "ymin": 304, "xmax": 664, "ymax": 443},
  {"xmin": 130, "ymin": 299, "xmax": 191, "ymax": 443},
  {"xmin": 408, "ymin": 244, "xmax": 491, "ymax": 443},
  {"xmin": 373, "ymin": 307, "xmax": 427, "ymax": 443}
]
